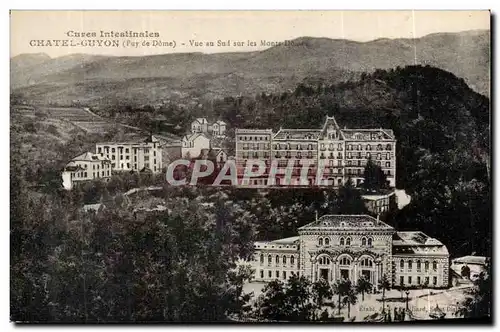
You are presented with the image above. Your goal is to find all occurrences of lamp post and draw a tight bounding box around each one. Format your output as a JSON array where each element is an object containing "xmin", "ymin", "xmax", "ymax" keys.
[{"xmin": 405, "ymin": 290, "xmax": 410, "ymax": 311}]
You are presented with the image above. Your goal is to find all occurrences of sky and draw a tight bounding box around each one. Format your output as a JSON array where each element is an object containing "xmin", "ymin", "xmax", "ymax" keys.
[{"xmin": 10, "ymin": 10, "xmax": 490, "ymax": 58}]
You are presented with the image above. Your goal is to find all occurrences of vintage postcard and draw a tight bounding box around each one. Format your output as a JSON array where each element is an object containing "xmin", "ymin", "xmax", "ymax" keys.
[{"xmin": 10, "ymin": 10, "xmax": 491, "ymax": 323}]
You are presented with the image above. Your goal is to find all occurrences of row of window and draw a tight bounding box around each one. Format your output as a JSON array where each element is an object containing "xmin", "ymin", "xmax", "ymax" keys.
[
  {"xmin": 318, "ymin": 236, "xmax": 374, "ymax": 247},
  {"xmin": 346, "ymin": 152, "xmax": 392, "ymax": 160},
  {"xmin": 260, "ymin": 254, "xmax": 296, "ymax": 266},
  {"xmin": 241, "ymin": 143, "xmax": 271, "ymax": 150},
  {"xmin": 238, "ymin": 136, "xmax": 270, "ymax": 141},
  {"xmin": 259, "ymin": 270, "xmax": 289, "ymax": 280},
  {"xmin": 347, "ymin": 144, "xmax": 392, "ymax": 151},
  {"xmin": 400, "ymin": 276, "xmax": 438, "ymax": 286},
  {"xmin": 97, "ymin": 147, "xmax": 155, "ymax": 154},
  {"xmin": 399, "ymin": 259, "xmax": 438, "ymax": 272}
]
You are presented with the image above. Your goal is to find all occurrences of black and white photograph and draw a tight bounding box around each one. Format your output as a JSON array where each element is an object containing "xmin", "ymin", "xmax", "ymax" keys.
[{"xmin": 9, "ymin": 10, "xmax": 491, "ymax": 324}]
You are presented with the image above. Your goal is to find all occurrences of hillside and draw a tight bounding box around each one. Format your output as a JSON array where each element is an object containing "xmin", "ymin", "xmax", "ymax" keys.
[{"xmin": 10, "ymin": 30, "xmax": 490, "ymax": 105}]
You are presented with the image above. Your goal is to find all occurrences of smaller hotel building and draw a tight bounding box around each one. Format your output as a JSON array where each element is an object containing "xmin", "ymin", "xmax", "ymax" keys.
[
  {"xmin": 250, "ymin": 214, "xmax": 449, "ymax": 289},
  {"xmin": 95, "ymin": 135, "xmax": 163, "ymax": 173}
]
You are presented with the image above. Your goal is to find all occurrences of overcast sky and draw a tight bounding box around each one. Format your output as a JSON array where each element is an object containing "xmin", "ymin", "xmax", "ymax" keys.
[{"xmin": 10, "ymin": 10, "xmax": 490, "ymax": 58}]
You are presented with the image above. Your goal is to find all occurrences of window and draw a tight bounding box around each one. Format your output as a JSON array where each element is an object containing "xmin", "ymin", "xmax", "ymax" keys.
[
  {"xmin": 308, "ymin": 144, "xmax": 313, "ymax": 150},
  {"xmin": 318, "ymin": 237, "xmax": 323, "ymax": 246},
  {"xmin": 291, "ymin": 256, "xmax": 295, "ymax": 265},
  {"xmin": 408, "ymin": 260, "xmax": 413, "ymax": 271},
  {"xmin": 268, "ymin": 271, "xmax": 272, "ymax": 278},
  {"xmin": 260, "ymin": 270, "xmax": 264, "ymax": 278},
  {"xmin": 425, "ymin": 261, "xmax": 429, "ymax": 271},
  {"xmin": 417, "ymin": 276, "xmax": 421, "ymax": 285},
  {"xmin": 276, "ymin": 271, "xmax": 279, "ymax": 278},
  {"xmin": 340, "ymin": 257, "xmax": 351, "ymax": 266},
  {"xmin": 319, "ymin": 256, "xmax": 331, "ymax": 265},
  {"xmin": 283, "ymin": 256, "xmax": 287, "ymax": 265},
  {"xmin": 417, "ymin": 260, "xmax": 421, "ymax": 272},
  {"xmin": 433, "ymin": 276, "xmax": 437, "ymax": 285},
  {"xmin": 377, "ymin": 144, "xmax": 382, "ymax": 151},
  {"xmin": 400, "ymin": 276, "xmax": 404, "ymax": 286},
  {"xmin": 297, "ymin": 144, "xmax": 302, "ymax": 150},
  {"xmin": 276, "ymin": 255, "xmax": 279, "ymax": 264},
  {"xmin": 367, "ymin": 238, "xmax": 373, "ymax": 247},
  {"xmin": 425, "ymin": 277, "xmax": 429, "ymax": 285},
  {"xmin": 112, "ymin": 148, "xmax": 115, "ymax": 153},
  {"xmin": 387, "ymin": 144, "xmax": 392, "ymax": 150},
  {"xmin": 360, "ymin": 258, "xmax": 373, "ymax": 267},
  {"xmin": 268, "ymin": 255, "xmax": 272, "ymax": 266},
  {"xmin": 340, "ymin": 237, "xmax": 345, "ymax": 246},
  {"xmin": 433, "ymin": 261, "xmax": 437, "ymax": 271},
  {"xmin": 346, "ymin": 237, "xmax": 351, "ymax": 246},
  {"xmin": 358, "ymin": 144, "xmax": 362, "ymax": 150},
  {"xmin": 325, "ymin": 238, "xmax": 330, "ymax": 246},
  {"xmin": 408, "ymin": 276, "xmax": 412, "ymax": 284},
  {"xmin": 260, "ymin": 254, "xmax": 264, "ymax": 265},
  {"xmin": 283, "ymin": 271, "xmax": 287, "ymax": 280},
  {"xmin": 362, "ymin": 237, "xmax": 367, "ymax": 246},
  {"xmin": 400, "ymin": 259, "xmax": 404, "ymax": 271}
]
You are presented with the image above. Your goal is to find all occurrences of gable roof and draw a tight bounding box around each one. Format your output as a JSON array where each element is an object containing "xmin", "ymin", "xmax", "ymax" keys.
[
  {"xmin": 299, "ymin": 214, "xmax": 394, "ymax": 230},
  {"xmin": 215, "ymin": 120, "xmax": 226, "ymax": 126},
  {"xmin": 193, "ymin": 118, "xmax": 208, "ymax": 125},
  {"xmin": 183, "ymin": 133, "xmax": 210, "ymax": 142},
  {"xmin": 72, "ymin": 152, "xmax": 110, "ymax": 162}
]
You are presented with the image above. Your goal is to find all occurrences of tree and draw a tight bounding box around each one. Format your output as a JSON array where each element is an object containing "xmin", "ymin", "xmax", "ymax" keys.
[
  {"xmin": 461, "ymin": 265, "xmax": 471, "ymax": 279},
  {"xmin": 362, "ymin": 158, "xmax": 388, "ymax": 192},
  {"xmin": 342, "ymin": 284, "xmax": 358, "ymax": 319},
  {"xmin": 378, "ymin": 274, "xmax": 391, "ymax": 313},
  {"xmin": 259, "ymin": 280, "xmax": 287, "ymax": 321},
  {"xmin": 332, "ymin": 279, "xmax": 351, "ymax": 315},
  {"xmin": 337, "ymin": 179, "xmax": 368, "ymax": 214},
  {"xmin": 284, "ymin": 273, "xmax": 314, "ymax": 321},
  {"xmin": 356, "ymin": 277, "xmax": 373, "ymax": 301},
  {"xmin": 312, "ymin": 278, "xmax": 333, "ymax": 307},
  {"xmin": 455, "ymin": 264, "xmax": 491, "ymax": 319}
]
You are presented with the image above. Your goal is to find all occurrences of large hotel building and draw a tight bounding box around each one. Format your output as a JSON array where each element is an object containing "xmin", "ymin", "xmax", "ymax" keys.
[
  {"xmin": 249, "ymin": 214, "xmax": 450, "ymax": 289},
  {"xmin": 235, "ymin": 116, "xmax": 396, "ymax": 187}
]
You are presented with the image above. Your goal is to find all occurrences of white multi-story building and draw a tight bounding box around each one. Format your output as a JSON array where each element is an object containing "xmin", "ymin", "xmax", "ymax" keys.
[
  {"xmin": 95, "ymin": 135, "xmax": 163, "ymax": 173},
  {"xmin": 181, "ymin": 133, "xmax": 211, "ymax": 159},
  {"xmin": 190, "ymin": 118, "xmax": 227, "ymax": 137},
  {"xmin": 61, "ymin": 152, "xmax": 112, "ymax": 190},
  {"xmin": 249, "ymin": 214, "xmax": 449, "ymax": 289},
  {"xmin": 235, "ymin": 115, "xmax": 397, "ymax": 187}
]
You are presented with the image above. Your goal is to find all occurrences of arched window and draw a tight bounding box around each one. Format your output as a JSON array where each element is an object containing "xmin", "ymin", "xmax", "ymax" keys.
[
  {"xmin": 338, "ymin": 143, "xmax": 342, "ymax": 150},
  {"xmin": 340, "ymin": 237, "xmax": 345, "ymax": 246},
  {"xmin": 340, "ymin": 257, "xmax": 351, "ymax": 266},
  {"xmin": 377, "ymin": 144, "xmax": 382, "ymax": 151},
  {"xmin": 318, "ymin": 237, "xmax": 323, "ymax": 246},
  {"xmin": 425, "ymin": 261, "xmax": 429, "ymax": 271},
  {"xmin": 329, "ymin": 143, "xmax": 334, "ymax": 150},
  {"xmin": 367, "ymin": 237, "xmax": 373, "ymax": 247},
  {"xmin": 297, "ymin": 144, "xmax": 302, "ymax": 150},
  {"xmin": 361, "ymin": 237, "xmax": 367, "ymax": 246},
  {"xmin": 319, "ymin": 256, "xmax": 331, "ymax": 265},
  {"xmin": 387, "ymin": 144, "xmax": 392, "ymax": 150},
  {"xmin": 260, "ymin": 254, "xmax": 264, "ymax": 264},
  {"xmin": 346, "ymin": 237, "xmax": 351, "ymax": 246},
  {"xmin": 367, "ymin": 144, "xmax": 371, "ymax": 151},
  {"xmin": 358, "ymin": 144, "xmax": 362, "ymax": 150},
  {"xmin": 360, "ymin": 258, "xmax": 373, "ymax": 267},
  {"xmin": 408, "ymin": 260, "xmax": 413, "ymax": 271},
  {"xmin": 276, "ymin": 255, "xmax": 279, "ymax": 264},
  {"xmin": 433, "ymin": 261, "xmax": 438, "ymax": 270},
  {"xmin": 417, "ymin": 260, "xmax": 421, "ymax": 271},
  {"xmin": 324, "ymin": 238, "xmax": 330, "ymax": 246},
  {"xmin": 291, "ymin": 256, "xmax": 295, "ymax": 265},
  {"xmin": 283, "ymin": 256, "xmax": 287, "ymax": 264},
  {"xmin": 287, "ymin": 143, "xmax": 291, "ymax": 150},
  {"xmin": 400, "ymin": 259, "xmax": 404, "ymax": 270},
  {"xmin": 268, "ymin": 255, "xmax": 272, "ymax": 266}
]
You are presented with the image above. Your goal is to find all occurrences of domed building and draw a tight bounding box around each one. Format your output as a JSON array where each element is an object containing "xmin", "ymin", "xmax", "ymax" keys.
[{"xmin": 250, "ymin": 214, "xmax": 449, "ymax": 289}]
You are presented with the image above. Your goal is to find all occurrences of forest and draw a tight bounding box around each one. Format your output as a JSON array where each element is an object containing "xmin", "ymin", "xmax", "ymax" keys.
[{"xmin": 10, "ymin": 65, "xmax": 491, "ymax": 321}]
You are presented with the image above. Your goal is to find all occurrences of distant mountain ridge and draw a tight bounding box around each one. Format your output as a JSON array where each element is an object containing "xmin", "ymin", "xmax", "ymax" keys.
[{"xmin": 11, "ymin": 29, "xmax": 490, "ymax": 104}]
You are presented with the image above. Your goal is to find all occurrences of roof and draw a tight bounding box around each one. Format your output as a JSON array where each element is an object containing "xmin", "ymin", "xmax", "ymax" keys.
[
  {"xmin": 452, "ymin": 256, "xmax": 489, "ymax": 266},
  {"xmin": 393, "ymin": 231, "xmax": 444, "ymax": 246},
  {"xmin": 63, "ymin": 165, "xmax": 85, "ymax": 172},
  {"xmin": 182, "ymin": 132, "xmax": 210, "ymax": 142},
  {"xmin": 215, "ymin": 120, "xmax": 226, "ymax": 125},
  {"xmin": 299, "ymin": 214, "xmax": 394, "ymax": 231},
  {"xmin": 361, "ymin": 192, "xmax": 395, "ymax": 201},
  {"xmin": 193, "ymin": 117, "xmax": 208, "ymax": 124},
  {"xmin": 341, "ymin": 129, "xmax": 395, "ymax": 140},
  {"xmin": 82, "ymin": 203, "xmax": 103, "ymax": 212},
  {"xmin": 271, "ymin": 236, "xmax": 300, "ymax": 245},
  {"xmin": 273, "ymin": 128, "xmax": 322, "ymax": 140},
  {"xmin": 71, "ymin": 152, "xmax": 110, "ymax": 162}
]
